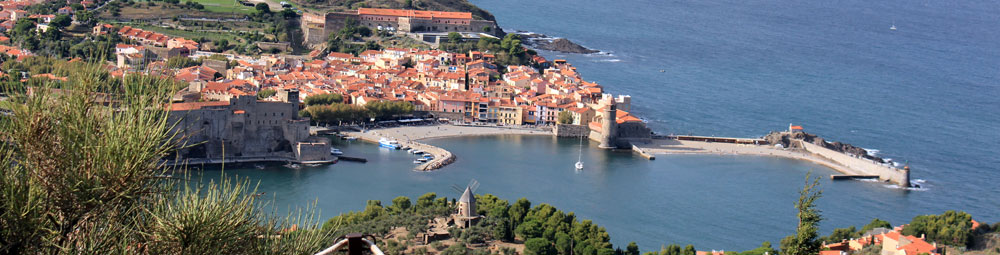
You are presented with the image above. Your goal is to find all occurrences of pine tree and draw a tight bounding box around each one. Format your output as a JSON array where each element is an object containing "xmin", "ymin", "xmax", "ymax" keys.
[{"xmin": 780, "ymin": 173, "xmax": 823, "ymax": 255}]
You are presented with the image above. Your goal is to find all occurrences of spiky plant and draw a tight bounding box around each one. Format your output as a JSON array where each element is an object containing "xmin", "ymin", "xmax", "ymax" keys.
[{"xmin": 0, "ymin": 58, "xmax": 331, "ymax": 254}]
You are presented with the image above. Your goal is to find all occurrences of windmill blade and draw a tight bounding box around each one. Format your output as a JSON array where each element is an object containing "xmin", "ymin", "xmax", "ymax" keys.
[
  {"xmin": 451, "ymin": 184, "xmax": 463, "ymax": 193},
  {"xmin": 469, "ymin": 179, "xmax": 480, "ymax": 193}
]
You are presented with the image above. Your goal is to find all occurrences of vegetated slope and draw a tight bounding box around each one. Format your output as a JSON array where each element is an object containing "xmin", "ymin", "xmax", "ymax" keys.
[{"xmin": 302, "ymin": 0, "xmax": 496, "ymax": 21}]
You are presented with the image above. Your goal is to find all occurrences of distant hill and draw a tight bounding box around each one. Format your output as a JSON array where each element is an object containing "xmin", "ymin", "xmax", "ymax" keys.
[{"xmin": 299, "ymin": 0, "xmax": 497, "ymax": 21}]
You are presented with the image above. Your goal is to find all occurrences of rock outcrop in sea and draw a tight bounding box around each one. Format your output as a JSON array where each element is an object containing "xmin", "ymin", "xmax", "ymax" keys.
[
  {"xmin": 516, "ymin": 32, "xmax": 599, "ymax": 54},
  {"xmin": 764, "ymin": 131, "xmax": 886, "ymax": 163}
]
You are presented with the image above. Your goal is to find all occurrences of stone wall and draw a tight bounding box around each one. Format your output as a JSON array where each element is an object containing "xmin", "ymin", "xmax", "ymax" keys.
[
  {"xmin": 553, "ymin": 124, "xmax": 588, "ymax": 137},
  {"xmin": 295, "ymin": 138, "xmax": 332, "ymax": 162},
  {"xmin": 800, "ymin": 140, "xmax": 909, "ymax": 186}
]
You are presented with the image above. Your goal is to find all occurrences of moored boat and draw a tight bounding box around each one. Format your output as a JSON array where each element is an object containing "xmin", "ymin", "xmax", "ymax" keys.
[{"xmin": 379, "ymin": 138, "xmax": 401, "ymax": 149}]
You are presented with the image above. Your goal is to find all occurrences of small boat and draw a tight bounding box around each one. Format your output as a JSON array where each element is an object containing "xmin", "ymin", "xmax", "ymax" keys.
[
  {"xmin": 254, "ymin": 164, "xmax": 266, "ymax": 170},
  {"xmin": 284, "ymin": 163, "xmax": 301, "ymax": 169},
  {"xmin": 407, "ymin": 148, "xmax": 414, "ymax": 153},
  {"xmin": 304, "ymin": 163, "xmax": 321, "ymax": 167},
  {"xmin": 344, "ymin": 137, "xmax": 358, "ymax": 141},
  {"xmin": 574, "ymin": 135, "xmax": 584, "ymax": 170},
  {"xmin": 413, "ymin": 150, "xmax": 424, "ymax": 154},
  {"xmin": 330, "ymin": 148, "xmax": 343, "ymax": 155},
  {"xmin": 417, "ymin": 158, "xmax": 428, "ymax": 162},
  {"xmin": 401, "ymin": 146, "xmax": 411, "ymax": 151},
  {"xmin": 413, "ymin": 160, "xmax": 422, "ymax": 164},
  {"xmin": 423, "ymin": 154, "xmax": 434, "ymax": 159},
  {"xmin": 379, "ymin": 138, "xmax": 401, "ymax": 149},
  {"xmin": 890, "ymin": 20, "xmax": 897, "ymax": 31}
]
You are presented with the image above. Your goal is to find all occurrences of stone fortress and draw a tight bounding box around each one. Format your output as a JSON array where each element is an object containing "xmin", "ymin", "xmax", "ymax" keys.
[
  {"xmin": 588, "ymin": 94, "xmax": 653, "ymax": 149},
  {"xmin": 167, "ymin": 89, "xmax": 333, "ymax": 164},
  {"xmin": 302, "ymin": 8, "xmax": 499, "ymax": 45}
]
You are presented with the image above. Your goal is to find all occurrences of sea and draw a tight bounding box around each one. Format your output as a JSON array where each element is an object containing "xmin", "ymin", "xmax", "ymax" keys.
[{"xmin": 200, "ymin": 0, "xmax": 1000, "ymax": 251}]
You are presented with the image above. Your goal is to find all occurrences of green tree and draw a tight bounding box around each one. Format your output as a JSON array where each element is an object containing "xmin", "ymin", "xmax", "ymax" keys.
[
  {"xmin": 902, "ymin": 211, "xmax": 974, "ymax": 247},
  {"xmin": 509, "ymin": 198, "xmax": 531, "ymax": 226},
  {"xmin": 526, "ymin": 238, "xmax": 555, "ymax": 255},
  {"xmin": 556, "ymin": 232, "xmax": 573, "ymax": 255},
  {"xmin": 305, "ymin": 93, "xmax": 343, "ymax": 106},
  {"xmin": 780, "ymin": 173, "xmax": 823, "ymax": 255},
  {"xmin": 255, "ymin": 2, "xmax": 270, "ymax": 14},
  {"xmin": 823, "ymin": 226, "xmax": 859, "ymax": 243},
  {"xmin": 557, "ymin": 111, "xmax": 574, "ymax": 124},
  {"xmin": 860, "ymin": 218, "xmax": 892, "ymax": 234},
  {"xmin": 391, "ymin": 196, "xmax": 412, "ymax": 214},
  {"xmin": 257, "ymin": 88, "xmax": 276, "ymax": 100},
  {"xmin": 682, "ymin": 245, "xmax": 696, "ymax": 255},
  {"xmin": 51, "ymin": 14, "xmax": 72, "ymax": 28},
  {"xmin": 627, "ymin": 242, "xmax": 641, "ymax": 255},
  {"xmin": 516, "ymin": 220, "xmax": 544, "ymax": 239},
  {"xmin": 448, "ymin": 32, "xmax": 463, "ymax": 44}
]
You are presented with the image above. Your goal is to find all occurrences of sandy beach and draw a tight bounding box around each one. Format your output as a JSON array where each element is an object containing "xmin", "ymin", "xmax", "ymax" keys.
[
  {"xmin": 343, "ymin": 124, "xmax": 549, "ymax": 171},
  {"xmin": 355, "ymin": 125, "xmax": 549, "ymax": 142}
]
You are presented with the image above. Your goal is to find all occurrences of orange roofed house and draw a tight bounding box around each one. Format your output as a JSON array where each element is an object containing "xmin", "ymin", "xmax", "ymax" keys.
[{"xmin": 880, "ymin": 232, "xmax": 941, "ymax": 255}]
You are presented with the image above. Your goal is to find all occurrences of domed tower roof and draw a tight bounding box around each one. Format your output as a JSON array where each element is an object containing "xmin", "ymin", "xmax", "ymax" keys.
[{"xmin": 459, "ymin": 186, "xmax": 475, "ymax": 204}]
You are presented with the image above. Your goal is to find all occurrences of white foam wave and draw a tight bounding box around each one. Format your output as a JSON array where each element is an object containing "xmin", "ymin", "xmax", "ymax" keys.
[
  {"xmin": 597, "ymin": 59, "xmax": 622, "ymax": 63},
  {"xmin": 864, "ymin": 148, "xmax": 880, "ymax": 157}
]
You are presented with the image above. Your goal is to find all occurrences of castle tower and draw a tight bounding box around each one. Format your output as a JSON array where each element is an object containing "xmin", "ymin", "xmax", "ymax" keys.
[{"xmin": 598, "ymin": 103, "xmax": 617, "ymax": 149}]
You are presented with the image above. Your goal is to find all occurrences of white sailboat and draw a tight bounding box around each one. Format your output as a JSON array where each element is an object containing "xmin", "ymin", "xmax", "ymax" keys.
[
  {"xmin": 890, "ymin": 20, "xmax": 897, "ymax": 30},
  {"xmin": 575, "ymin": 136, "xmax": 584, "ymax": 170}
]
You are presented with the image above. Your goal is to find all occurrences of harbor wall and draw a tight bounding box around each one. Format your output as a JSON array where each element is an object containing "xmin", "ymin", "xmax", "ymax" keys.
[
  {"xmin": 553, "ymin": 124, "xmax": 588, "ymax": 137},
  {"xmin": 799, "ymin": 140, "xmax": 909, "ymax": 186}
]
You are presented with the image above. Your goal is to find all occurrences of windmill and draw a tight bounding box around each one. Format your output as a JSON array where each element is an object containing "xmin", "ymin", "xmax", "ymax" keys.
[{"xmin": 451, "ymin": 179, "xmax": 481, "ymax": 228}]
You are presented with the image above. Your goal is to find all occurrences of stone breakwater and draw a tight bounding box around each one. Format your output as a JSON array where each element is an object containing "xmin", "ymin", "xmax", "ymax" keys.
[{"xmin": 634, "ymin": 137, "xmax": 911, "ymax": 187}]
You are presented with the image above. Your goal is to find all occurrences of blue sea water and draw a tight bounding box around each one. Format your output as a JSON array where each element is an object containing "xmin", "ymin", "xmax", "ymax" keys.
[
  {"xmin": 468, "ymin": 0, "xmax": 1000, "ymax": 232},
  {"xmin": 205, "ymin": 0, "xmax": 999, "ymax": 252}
]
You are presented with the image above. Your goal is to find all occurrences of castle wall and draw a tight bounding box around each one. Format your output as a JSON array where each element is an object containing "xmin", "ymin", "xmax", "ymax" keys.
[
  {"xmin": 553, "ymin": 124, "xmax": 588, "ymax": 137},
  {"xmin": 800, "ymin": 140, "xmax": 909, "ymax": 186},
  {"xmin": 168, "ymin": 96, "xmax": 323, "ymax": 162}
]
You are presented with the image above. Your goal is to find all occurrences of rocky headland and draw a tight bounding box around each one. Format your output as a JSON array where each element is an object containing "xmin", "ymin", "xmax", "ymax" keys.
[
  {"xmin": 516, "ymin": 32, "xmax": 599, "ymax": 54},
  {"xmin": 764, "ymin": 131, "xmax": 886, "ymax": 163}
]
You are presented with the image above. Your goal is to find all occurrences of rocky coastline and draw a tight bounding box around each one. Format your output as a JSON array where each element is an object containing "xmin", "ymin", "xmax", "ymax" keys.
[
  {"xmin": 764, "ymin": 131, "xmax": 887, "ymax": 163},
  {"xmin": 515, "ymin": 31, "xmax": 600, "ymax": 54}
]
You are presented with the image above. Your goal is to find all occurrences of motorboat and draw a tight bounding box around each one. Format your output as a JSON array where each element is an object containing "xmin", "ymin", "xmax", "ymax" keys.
[
  {"xmin": 378, "ymin": 138, "xmax": 401, "ymax": 149},
  {"xmin": 330, "ymin": 148, "xmax": 343, "ymax": 155}
]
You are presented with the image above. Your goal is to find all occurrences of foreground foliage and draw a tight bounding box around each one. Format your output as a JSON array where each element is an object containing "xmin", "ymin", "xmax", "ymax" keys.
[{"xmin": 0, "ymin": 65, "xmax": 330, "ymax": 254}]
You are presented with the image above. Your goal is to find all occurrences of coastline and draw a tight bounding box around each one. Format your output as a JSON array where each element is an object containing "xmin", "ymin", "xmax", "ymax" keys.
[{"xmin": 343, "ymin": 124, "xmax": 549, "ymax": 171}]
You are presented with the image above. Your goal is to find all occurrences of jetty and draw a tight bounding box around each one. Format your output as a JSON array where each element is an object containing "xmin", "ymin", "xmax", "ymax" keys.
[
  {"xmin": 633, "ymin": 135, "xmax": 911, "ymax": 187},
  {"xmin": 343, "ymin": 130, "xmax": 455, "ymax": 171}
]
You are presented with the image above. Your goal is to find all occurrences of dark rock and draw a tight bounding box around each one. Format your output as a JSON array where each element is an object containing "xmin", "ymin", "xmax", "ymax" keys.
[
  {"xmin": 763, "ymin": 131, "xmax": 886, "ymax": 163},
  {"xmin": 534, "ymin": 38, "xmax": 599, "ymax": 54}
]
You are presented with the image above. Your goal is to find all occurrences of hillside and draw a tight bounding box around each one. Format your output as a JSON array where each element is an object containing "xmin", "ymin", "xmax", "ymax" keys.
[{"xmin": 297, "ymin": 0, "xmax": 497, "ymax": 21}]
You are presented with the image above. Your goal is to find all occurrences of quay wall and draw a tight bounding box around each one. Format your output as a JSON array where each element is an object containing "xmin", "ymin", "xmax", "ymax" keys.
[
  {"xmin": 553, "ymin": 124, "xmax": 588, "ymax": 137},
  {"xmin": 799, "ymin": 140, "xmax": 909, "ymax": 186}
]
